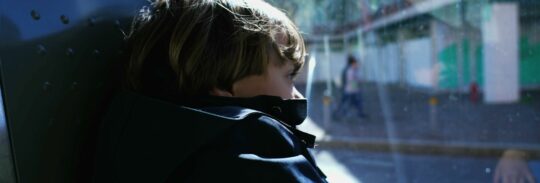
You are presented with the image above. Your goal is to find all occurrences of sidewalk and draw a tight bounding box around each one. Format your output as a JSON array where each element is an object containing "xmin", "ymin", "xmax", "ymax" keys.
[{"xmin": 297, "ymin": 82, "xmax": 540, "ymax": 156}]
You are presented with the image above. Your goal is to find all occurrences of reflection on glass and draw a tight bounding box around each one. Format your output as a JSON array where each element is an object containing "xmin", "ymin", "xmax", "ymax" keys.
[
  {"xmin": 273, "ymin": 0, "xmax": 540, "ymax": 182},
  {"xmin": 0, "ymin": 89, "xmax": 15, "ymax": 182}
]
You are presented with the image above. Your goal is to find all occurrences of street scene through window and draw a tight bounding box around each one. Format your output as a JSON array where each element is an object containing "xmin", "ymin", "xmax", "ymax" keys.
[{"xmin": 267, "ymin": 0, "xmax": 540, "ymax": 182}]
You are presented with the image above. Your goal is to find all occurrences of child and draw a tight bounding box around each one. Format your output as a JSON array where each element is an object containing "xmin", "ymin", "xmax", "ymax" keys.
[{"xmin": 93, "ymin": 0, "xmax": 328, "ymax": 182}]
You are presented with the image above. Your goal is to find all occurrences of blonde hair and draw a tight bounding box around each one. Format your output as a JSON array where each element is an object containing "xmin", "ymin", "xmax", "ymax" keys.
[{"xmin": 125, "ymin": 0, "xmax": 305, "ymax": 101}]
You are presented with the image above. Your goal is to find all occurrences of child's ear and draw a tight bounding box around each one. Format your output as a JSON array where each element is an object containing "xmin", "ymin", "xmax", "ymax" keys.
[{"xmin": 209, "ymin": 88, "xmax": 233, "ymax": 97}]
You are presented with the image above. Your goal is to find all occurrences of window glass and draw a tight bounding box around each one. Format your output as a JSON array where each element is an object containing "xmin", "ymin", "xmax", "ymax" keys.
[{"xmin": 268, "ymin": 0, "xmax": 540, "ymax": 182}]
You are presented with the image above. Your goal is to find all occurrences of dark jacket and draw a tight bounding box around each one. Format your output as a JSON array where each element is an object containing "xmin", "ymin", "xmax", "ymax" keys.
[{"xmin": 93, "ymin": 92, "xmax": 327, "ymax": 182}]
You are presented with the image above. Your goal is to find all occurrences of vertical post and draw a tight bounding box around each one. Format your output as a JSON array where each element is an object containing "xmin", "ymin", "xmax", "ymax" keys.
[
  {"xmin": 457, "ymin": 0, "xmax": 466, "ymax": 93},
  {"xmin": 430, "ymin": 20, "xmax": 440, "ymax": 91},
  {"xmin": 306, "ymin": 49, "xmax": 317, "ymax": 113},
  {"xmin": 378, "ymin": 36, "xmax": 385, "ymax": 83},
  {"xmin": 457, "ymin": 36, "xmax": 464, "ymax": 92},
  {"xmin": 397, "ymin": 29, "xmax": 406, "ymax": 87},
  {"xmin": 357, "ymin": 30, "xmax": 366, "ymax": 80},
  {"xmin": 469, "ymin": 36, "xmax": 477, "ymax": 84},
  {"xmin": 429, "ymin": 20, "xmax": 439, "ymax": 132},
  {"xmin": 468, "ymin": 34, "xmax": 480, "ymax": 103},
  {"xmin": 366, "ymin": 32, "xmax": 378, "ymax": 82},
  {"xmin": 343, "ymin": 36, "xmax": 349, "ymax": 54},
  {"xmin": 324, "ymin": 35, "xmax": 332, "ymax": 96},
  {"xmin": 323, "ymin": 35, "xmax": 332, "ymax": 128},
  {"xmin": 482, "ymin": 3, "xmax": 520, "ymax": 103}
]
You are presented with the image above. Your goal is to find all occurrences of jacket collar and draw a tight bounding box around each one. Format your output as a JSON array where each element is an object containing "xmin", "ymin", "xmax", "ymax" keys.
[{"xmin": 185, "ymin": 95, "xmax": 308, "ymax": 127}]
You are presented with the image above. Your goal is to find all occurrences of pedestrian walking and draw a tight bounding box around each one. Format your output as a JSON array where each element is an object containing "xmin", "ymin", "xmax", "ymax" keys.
[{"xmin": 333, "ymin": 55, "xmax": 368, "ymax": 120}]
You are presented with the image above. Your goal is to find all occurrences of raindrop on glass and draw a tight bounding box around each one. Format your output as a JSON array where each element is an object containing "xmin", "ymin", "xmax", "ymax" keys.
[
  {"xmin": 87, "ymin": 17, "xmax": 96, "ymax": 27},
  {"xmin": 30, "ymin": 10, "xmax": 41, "ymax": 20},
  {"xmin": 70, "ymin": 81, "xmax": 78, "ymax": 90},
  {"xmin": 65, "ymin": 48, "xmax": 75, "ymax": 57},
  {"xmin": 60, "ymin": 15, "xmax": 70, "ymax": 24},
  {"xmin": 37, "ymin": 44, "xmax": 47, "ymax": 55},
  {"xmin": 114, "ymin": 20, "xmax": 121, "ymax": 28},
  {"xmin": 43, "ymin": 81, "xmax": 51, "ymax": 91}
]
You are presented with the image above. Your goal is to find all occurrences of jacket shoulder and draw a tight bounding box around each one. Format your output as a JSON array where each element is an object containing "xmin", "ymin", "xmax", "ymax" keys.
[
  {"xmin": 177, "ymin": 107, "xmax": 327, "ymax": 182},
  {"xmin": 199, "ymin": 106, "xmax": 295, "ymax": 148}
]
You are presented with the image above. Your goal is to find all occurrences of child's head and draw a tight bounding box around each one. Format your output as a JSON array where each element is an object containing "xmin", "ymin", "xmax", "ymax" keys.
[{"xmin": 125, "ymin": 0, "xmax": 306, "ymax": 101}]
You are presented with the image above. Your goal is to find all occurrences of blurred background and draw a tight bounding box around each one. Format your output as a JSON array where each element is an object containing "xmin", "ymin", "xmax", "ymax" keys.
[{"xmin": 265, "ymin": 0, "xmax": 540, "ymax": 183}]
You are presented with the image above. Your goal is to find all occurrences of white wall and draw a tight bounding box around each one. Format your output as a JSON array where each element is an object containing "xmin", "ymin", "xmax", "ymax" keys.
[
  {"xmin": 403, "ymin": 38, "xmax": 434, "ymax": 88},
  {"xmin": 364, "ymin": 47, "xmax": 379, "ymax": 82},
  {"xmin": 381, "ymin": 43, "xmax": 400, "ymax": 83},
  {"xmin": 482, "ymin": 3, "xmax": 519, "ymax": 103},
  {"xmin": 305, "ymin": 38, "xmax": 433, "ymax": 89}
]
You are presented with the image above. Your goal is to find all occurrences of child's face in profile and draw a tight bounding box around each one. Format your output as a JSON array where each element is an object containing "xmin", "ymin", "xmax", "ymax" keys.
[
  {"xmin": 233, "ymin": 48, "xmax": 303, "ymax": 100},
  {"xmin": 212, "ymin": 47, "xmax": 303, "ymax": 100}
]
